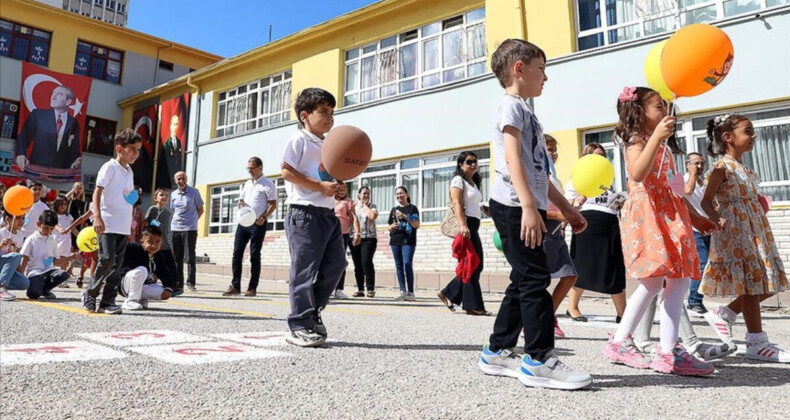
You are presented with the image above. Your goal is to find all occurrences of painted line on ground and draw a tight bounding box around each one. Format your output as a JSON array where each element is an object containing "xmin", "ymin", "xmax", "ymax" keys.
[
  {"xmin": 164, "ymin": 301, "xmax": 274, "ymax": 318},
  {"xmin": 20, "ymin": 299, "xmax": 109, "ymax": 317}
]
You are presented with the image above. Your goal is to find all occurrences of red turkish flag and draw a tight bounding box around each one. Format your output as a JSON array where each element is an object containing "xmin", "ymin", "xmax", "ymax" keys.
[
  {"xmin": 131, "ymin": 104, "xmax": 159, "ymax": 192},
  {"xmin": 14, "ymin": 62, "xmax": 92, "ymax": 182}
]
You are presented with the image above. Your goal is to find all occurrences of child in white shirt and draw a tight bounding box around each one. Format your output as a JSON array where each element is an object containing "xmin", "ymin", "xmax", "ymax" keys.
[
  {"xmin": 19, "ymin": 210, "xmax": 77, "ymax": 299},
  {"xmin": 0, "ymin": 212, "xmax": 29, "ymax": 301}
]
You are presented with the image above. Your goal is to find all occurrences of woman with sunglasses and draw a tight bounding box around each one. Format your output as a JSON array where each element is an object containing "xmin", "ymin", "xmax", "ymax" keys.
[{"xmin": 437, "ymin": 151, "xmax": 491, "ymax": 315}]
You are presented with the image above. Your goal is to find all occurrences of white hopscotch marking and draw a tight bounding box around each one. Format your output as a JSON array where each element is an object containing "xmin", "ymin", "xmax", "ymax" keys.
[
  {"xmin": 127, "ymin": 341, "xmax": 291, "ymax": 365},
  {"xmin": 77, "ymin": 330, "xmax": 207, "ymax": 347},
  {"xmin": 0, "ymin": 341, "xmax": 127, "ymax": 366},
  {"xmin": 210, "ymin": 331, "xmax": 290, "ymax": 347}
]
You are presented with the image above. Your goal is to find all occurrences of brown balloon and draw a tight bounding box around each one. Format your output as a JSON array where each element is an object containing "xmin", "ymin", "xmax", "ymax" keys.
[{"xmin": 321, "ymin": 125, "xmax": 372, "ymax": 181}]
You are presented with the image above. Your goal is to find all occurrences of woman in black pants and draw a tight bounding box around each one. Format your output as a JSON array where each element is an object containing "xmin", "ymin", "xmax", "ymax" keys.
[
  {"xmin": 350, "ymin": 186, "xmax": 379, "ymax": 297},
  {"xmin": 437, "ymin": 151, "xmax": 491, "ymax": 315}
]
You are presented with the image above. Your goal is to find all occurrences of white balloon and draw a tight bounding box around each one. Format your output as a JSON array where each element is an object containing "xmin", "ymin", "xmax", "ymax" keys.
[{"xmin": 238, "ymin": 206, "xmax": 256, "ymax": 227}]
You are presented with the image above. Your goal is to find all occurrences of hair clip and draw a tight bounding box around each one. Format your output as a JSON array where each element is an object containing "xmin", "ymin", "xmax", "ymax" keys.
[
  {"xmin": 713, "ymin": 113, "xmax": 731, "ymax": 126},
  {"xmin": 618, "ymin": 86, "xmax": 638, "ymax": 103}
]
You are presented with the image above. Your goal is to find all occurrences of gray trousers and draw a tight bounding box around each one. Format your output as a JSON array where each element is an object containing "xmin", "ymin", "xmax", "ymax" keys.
[
  {"xmin": 285, "ymin": 205, "xmax": 347, "ymax": 331},
  {"xmin": 633, "ymin": 294, "xmax": 699, "ymax": 350},
  {"xmin": 87, "ymin": 233, "xmax": 128, "ymax": 306}
]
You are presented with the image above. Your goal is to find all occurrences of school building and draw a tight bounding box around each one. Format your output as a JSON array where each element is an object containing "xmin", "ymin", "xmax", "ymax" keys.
[
  {"xmin": 0, "ymin": 0, "xmax": 221, "ymax": 192},
  {"xmin": 113, "ymin": 0, "xmax": 788, "ymax": 291}
]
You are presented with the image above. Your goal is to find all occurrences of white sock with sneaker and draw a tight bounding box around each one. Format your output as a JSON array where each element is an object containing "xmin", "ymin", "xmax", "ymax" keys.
[{"xmin": 745, "ymin": 332, "xmax": 790, "ymax": 363}]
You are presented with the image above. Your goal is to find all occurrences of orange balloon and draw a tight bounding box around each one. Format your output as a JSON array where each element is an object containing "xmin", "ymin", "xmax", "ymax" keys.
[
  {"xmin": 3, "ymin": 185, "xmax": 34, "ymax": 216},
  {"xmin": 660, "ymin": 24, "xmax": 734, "ymax": 98}
]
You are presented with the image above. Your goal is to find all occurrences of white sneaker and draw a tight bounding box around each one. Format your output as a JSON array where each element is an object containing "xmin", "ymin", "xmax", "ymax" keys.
[
  {"xmin": 140, "ymin": 299, "xmax": 149, "ymax": 309},
  {"xmin": 334, "ymin": 289, "xmax": 347, "ymax": 300},
  {"xmin": 121, "ymin": 300, "xmax": 144, "ymax": 311},
  {"xmin": 745, "ymin": 332, "xmax": 790, "ymax": 363},
  {"xmin": 404, "ymin": 292, "xmax": 416, "ymax": 301},
  {"xmin": 519, "ymin": 352, "xmax": 592, "ymax": 390},
  {"xmin": 703, "ymin": 309, "xmax": 734, "ymax": 345},
  {"xmin": 395, "ymin": 290, "xmax": 406, "ymax": 301}
]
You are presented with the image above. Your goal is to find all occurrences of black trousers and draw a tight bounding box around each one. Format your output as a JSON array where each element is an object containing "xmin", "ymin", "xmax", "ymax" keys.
[
  {"xmin": 87, "ymin": 233, "xmax": 128, "ymax": 306},
  {"xmin": 172, "ymin": 230, "xmax": 197, "ymax": 288},
  {"xmin": 488, "ymin": 201, "xmax": 553, "ymax": 361},
  {"xmin": 441, "ymin": 217, "xmax": 485, "ymax": 311},
  {"xmin": 350, "ymin": 237, "xmax": 377, "ymax": 291},
  {"xmin": 231, "ymin": 223, "xmax": 267, "ymax": 291}
]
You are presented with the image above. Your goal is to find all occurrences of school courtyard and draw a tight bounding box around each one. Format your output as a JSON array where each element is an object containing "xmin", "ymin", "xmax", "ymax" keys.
[{"xmin": 1, "ymin": 275, "xmax": 788, "ymax": 419}]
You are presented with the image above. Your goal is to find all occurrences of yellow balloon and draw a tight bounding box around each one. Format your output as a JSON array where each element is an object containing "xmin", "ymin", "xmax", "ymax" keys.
[
  {"xmin": 77, "ymin": 226, "xmax": 99, "ymax": 253},
  {"xmin": 571, "ymin": 154, "xmax": 615, "ymax": 198},
  {"xmin": 644, "ymin": 40, "xmax": 675, "ymax": 102}
]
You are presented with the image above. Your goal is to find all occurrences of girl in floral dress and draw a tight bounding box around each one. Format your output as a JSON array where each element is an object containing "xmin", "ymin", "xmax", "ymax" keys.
[
  {"xmin": 602, "ymin": 87, "xmax": 716, "ymax": 376},
  {"xmin": 700, "ymin": 114, "xmax": 788, "ymax": 363}
]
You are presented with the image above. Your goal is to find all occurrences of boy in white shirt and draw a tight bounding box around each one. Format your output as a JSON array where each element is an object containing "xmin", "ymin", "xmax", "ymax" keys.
[
  {"xmin": 281, "ymin": 88, "xmax": 347, "ymax": 347},
  {"xmin": 19, "ymin": 210, "xmax": 77, "ymax": 299},
  {"xmin": 0, "ymin": 212, "xmax": 29, "ymax": 301},
  {"xmin": 20, "ymin": 181, "xmax": 49, "ymax": 238},
  {"xmin": 83, "ymin": 128, "xmax": 142, "ymax": 314}
]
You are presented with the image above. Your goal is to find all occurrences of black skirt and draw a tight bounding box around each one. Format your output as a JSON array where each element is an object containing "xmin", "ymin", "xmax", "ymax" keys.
[{"xmin": 570, "ymin": 210, "xmax": 626, "ymax": 294}]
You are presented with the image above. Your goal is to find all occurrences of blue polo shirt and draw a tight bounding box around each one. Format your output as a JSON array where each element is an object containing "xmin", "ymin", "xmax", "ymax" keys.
[{"xmin": 170, "ymin": 186, "xmax": 204, "ymax": 232}]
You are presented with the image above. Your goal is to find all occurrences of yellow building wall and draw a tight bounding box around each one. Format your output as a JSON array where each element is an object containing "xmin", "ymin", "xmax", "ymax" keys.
[
  {"xmin": 291, "ymin": 49, "xmax": 343, "ymax": 114},
  {"xmin": 484, "ymin": 0, "xmax": 527, "ymax": 64},
  {"xmin": 195, "ymin": 184, "xmax": 210, "ymax": 237},
  {"xmin": 524, "ymin": 0, "xmax": 577, "ymax": 59},
  {"xmin": 547, "ymin": 128, "xmax": 581, "ymax": 186},
  {"xmin": 1, "ymin": 0, "xmax": 219, "ymax": 75}
]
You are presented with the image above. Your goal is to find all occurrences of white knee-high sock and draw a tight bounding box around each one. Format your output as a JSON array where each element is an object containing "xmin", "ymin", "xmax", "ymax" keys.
[
  {"xmin": 613, "ymin": 277, "xmax": 664, "ymax": 342},
  {"xmin": 659, "ymin": 277, "xmax": 690, "ymax": 353}
]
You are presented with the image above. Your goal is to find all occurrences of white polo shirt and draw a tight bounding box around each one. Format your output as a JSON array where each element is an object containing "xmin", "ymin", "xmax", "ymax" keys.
[
  {"xmin": 282, "ymin": 129, "xmax": 334, "ymax": 209},
  {"xmin": 20, "ymin": 231, "xmax": 58, "ymax": 277},
  {"xmin": 240, "ymin": 175, "xmax": 277, "ymax": 219},
  {"xmin": 96, "ymin": 158, "xmax": 135, "ymax": 235},
  {"xmin": 0, "ymin": 227, "xmax": 24, "ymax": 253},
  {"xmin": 20, "ymin": 200, "xmax": 49, "ymax": 238}
]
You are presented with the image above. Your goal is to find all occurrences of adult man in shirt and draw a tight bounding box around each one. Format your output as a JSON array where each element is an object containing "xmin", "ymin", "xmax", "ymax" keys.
[
  {"xmin": 170, "ymin": 171, "xmax": 204, "ymax": 292},
  {"xmin": 16, "ymin": 86, "xmax": 81, "ymax": 170},
  {"xmin": 223, "ymin": 157, "xmax": 277, "ymax": 297},
  {"xmin": 684, "ymin": 153, "xmax": 709, "ymax": 316}
]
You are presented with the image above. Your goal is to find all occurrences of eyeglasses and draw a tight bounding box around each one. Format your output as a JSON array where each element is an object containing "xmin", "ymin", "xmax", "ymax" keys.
[
  {"xmin": 464, "ymin": 159, "xmax": 478, "ymax": 166},
  {"xmin": 246, "ymin": 166, "xmax": 261, "ymax": 171}
]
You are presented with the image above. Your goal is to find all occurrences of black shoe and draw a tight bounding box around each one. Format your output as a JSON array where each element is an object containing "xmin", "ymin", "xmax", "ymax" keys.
[
  {"xmin": 40, "ymin": 291, "xmax": 57, "ymax": 299},
  {"xmin": 687, "ymin": 304, "xmax": 708, "ymax": 316},
  {"xmin": 97, "ymin": 303, "xmax": 122, "ymax": 315},
  {"xmin": 313, "ymin": 307, "xmax": 327, "ymax": 338},
  {"xmin": 616, "ymin": 315, "xmax": 622, "ymax": 324},
  {"xmin": 285, "ymin": 329, "xmax": 326, "ymax": 347},
  {"xmin": 566, "ymin": 310, "xmax": 588, "ymax": 322},
  {"xmin": 82, "ymin": 290, "xmax": 96, "ymax": 312}
]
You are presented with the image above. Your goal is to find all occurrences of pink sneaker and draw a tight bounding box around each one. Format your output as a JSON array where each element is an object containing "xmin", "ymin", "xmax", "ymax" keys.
[
  {"xmin": 602, "ymin": 334, "xmax": 651, "ymax": 369},
  {"xmin": 650, "ymin": 344, "xmax": 714, "ymax": 376},
  {"xmin": 0, "ymin": 288, "xmax": 16, "ymax": 301},
  {"xmin": 554, "ymin": 315, "xmax": 565, "ymax": 339}
]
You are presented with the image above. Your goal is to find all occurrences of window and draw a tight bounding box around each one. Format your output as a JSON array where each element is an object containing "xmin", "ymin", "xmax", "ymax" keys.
[
  {"xmin": 583, "ymin": 103, "xmax": 790, "ymax": 203},
  {"xmin": 343, "ymin": 7, "xmax": 486, "ymax": 106},
  {"xmin": 215, "ymin": 70, "xmax": 292, "ymax": 138},
  {"xmin": 83, "ymin": 116, "xmax": 117, "ymax": 157},
  {"xmin": 344, "ymin": 147, "xmax": 491, "ymax": 225},
  {"xmin": 94, "ymin": 0, "xmax": 103, "ymax": 5},
  {"xmin": 0, "ymin": 19, "xmax": 51, "ymax": 66},
  {"xmin": 118, "ymin": 3, "xmax": 126, "ymax": 14},
  {"xmin": 208, "ymin": 178, "xmax": 288, "ymax": 235},
  {"xmin": 158, "ymin": 59, "xmax": 174, "ymax": 71},
  {"xmin": 0, "ymin": 98, "xmax": 20, "ymax": 140},
  {"xmin": 107, "ymin": 0, "xmax": 116, "ymax": 9},
  {"xmin": 575, "ymin": 0, "xmax": 790, "ymax": 51},
  {"xmin": 73, "ymin": 40, "xmax": 123, "ymax": 84}
]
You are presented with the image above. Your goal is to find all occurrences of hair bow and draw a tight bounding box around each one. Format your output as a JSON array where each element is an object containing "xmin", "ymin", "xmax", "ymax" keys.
[
  {"xmin": 618, "ymin": 86, "xmax": 638, "ymax": 102},
  {"xmin": 713, "ymin": 113, "xmax": 731, "ymax": 126}
]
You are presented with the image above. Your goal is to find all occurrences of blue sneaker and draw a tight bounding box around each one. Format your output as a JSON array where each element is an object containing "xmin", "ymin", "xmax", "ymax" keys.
[
  {"xmin": 478, "ymin": 345, "xmax": 521, "ymax": 378},
  {"xmin": 519, "ymin": 352, "xmax": 593, "ymax": 390},
  {"xmin": 82, "ymin": 289, "xmax": 96, "ymax": 312}
]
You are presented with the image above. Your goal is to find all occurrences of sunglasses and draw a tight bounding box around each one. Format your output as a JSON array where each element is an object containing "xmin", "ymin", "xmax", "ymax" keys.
[
  {"xmin": 464, "ymin": 159, "xmax": 478, "ymax": 166},
  {"xmin": 246, "ymin": 165, "xmax": 261, "ymax": 171}
]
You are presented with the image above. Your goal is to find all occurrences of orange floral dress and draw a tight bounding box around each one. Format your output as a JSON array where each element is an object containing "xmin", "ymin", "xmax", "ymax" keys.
[
  {"xmin": 701, "ymin": 156, "xmax": 788, "ymax": 296},
  {"xmin": 620, "ymin": 142, "xmax": 699, "ymax": 279}
]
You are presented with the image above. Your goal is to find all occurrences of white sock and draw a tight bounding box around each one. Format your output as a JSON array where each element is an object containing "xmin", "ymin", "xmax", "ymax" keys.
[
  {"xmin": 746, "ymin": 331, "xmax": 768, "ymax": 344},
  {"xmin": 613, "ymin": 277, "xmax": 664, "ymax": 343},
  {"xmin": 658, "ymin": 277, "xmax": 690, "ymax": 353},
  {"xmin": 719, "ymin": 305, "xmax": 737, "ymax": 324}
]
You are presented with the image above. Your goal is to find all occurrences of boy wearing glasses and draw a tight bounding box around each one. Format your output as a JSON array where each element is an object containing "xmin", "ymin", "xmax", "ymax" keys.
[{"xmin": 223, "ymin": 157, "xmax": 277, "ymax": 297}]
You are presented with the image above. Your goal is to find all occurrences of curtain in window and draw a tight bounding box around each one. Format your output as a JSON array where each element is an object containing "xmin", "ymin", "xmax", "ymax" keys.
[
  {"xmin": 747, "ymin": 123, "xmax": 790, "ymax": 201},
  {"xmin": 361, "ymin": 56, "xmax": 376, "ymax": 89},
  {"xmin": 423, "ymin": 167, "xmax": 454, "ymax": 209},
  {"xmin": 378, "ymin": 49, "xmax": 397, "ymax": 84},
  {"xmin": 11, "ymin": 37, "xmax": 28, "ymax": 60},
  {"xmin": 466, "ymin": 24, "xmax": 486, "ymax": 60},
  {"xmin": 399, "ymin": 43, "xmax": 418, "ymax": 79},
  {"xmin": 442, "ymin": 30, "xmax": 462, "ymax": 67},
  {"xmin": 364, "ymin": 175, "xmax": 396, "ymax": 223},
  {"xmin": 90, "ymin": 58, "xmax": 105, "ymax": 80}
]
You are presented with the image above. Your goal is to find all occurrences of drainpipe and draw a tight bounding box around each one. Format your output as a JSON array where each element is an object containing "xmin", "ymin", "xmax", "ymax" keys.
[
  {"xmin": 153, "ymin": 43, "xmax": 175, "ymax": 86},
  {"xmin": 186, "ymin": 75, "xmax": 201, "ymax": 185}
]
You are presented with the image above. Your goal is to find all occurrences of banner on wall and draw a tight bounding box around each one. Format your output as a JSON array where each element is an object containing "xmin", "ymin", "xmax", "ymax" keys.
[
  {"xmin": 13, "ymin": 62, "xmax": 92, "ymax": 182},
  {"xmin": 130, "ymin": 104, "xmax": 162, "ymax": 193},
  {"xmin": 159, "ymin": 93, "xmax": 190, "ymax": 188}
]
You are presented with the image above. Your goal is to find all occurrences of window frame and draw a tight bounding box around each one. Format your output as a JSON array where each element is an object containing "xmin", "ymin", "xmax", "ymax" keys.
[
  {"xmin": 83, "ymin": 115, "xmax": 118, "ymax": 157},
  {"xmin": 73, "ymin": 40, "xmax": 124, "ymax": 84},
  {"xmin": 0, "ymin": 18, "xmax": 52, "ymax": 66},
  {"xmin": 342, "ymin": 7, "xmax": 487, "ymax": 107},
  {"xmin": 574, "ymin": 0, "xmax": 787, "ymax": 51},
  {"xmin": 214, "ymin": 70, "xmax": 293, "ymax": 139}
]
